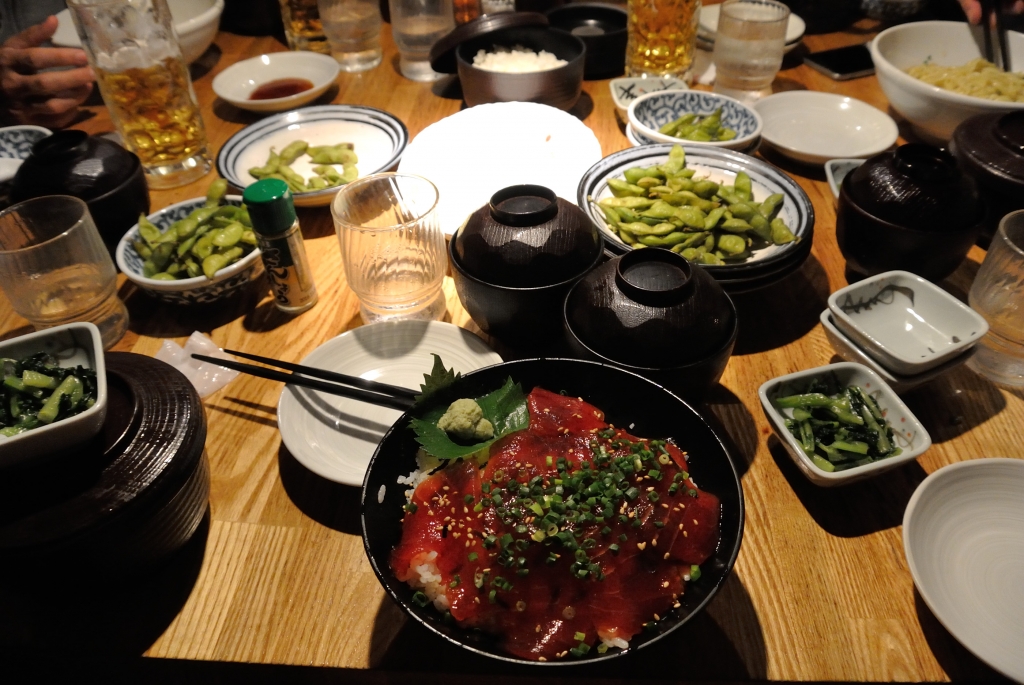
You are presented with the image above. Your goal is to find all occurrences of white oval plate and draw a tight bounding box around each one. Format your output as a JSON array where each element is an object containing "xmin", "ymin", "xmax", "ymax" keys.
[
  {"xmin": 212, "ymin": 52, "xmax": 339, "ymax": 113},
  {"xmin": 398, "ymin": 102, "xmax": 603, "ymax": 237},
  {"xmin": 903, "ymin": 458, "xmax": 1024, "ymax": 682},
  {"xmin": 755, "ymin": 92, "xmax": 899, "ymax": 165},
  {"xmin": 277, "ymin": 321, "xmax": 502, "ymax": 487},
  {"xmin": 216, "ymin": 105, "xmax": 408, "ymax": 207}
]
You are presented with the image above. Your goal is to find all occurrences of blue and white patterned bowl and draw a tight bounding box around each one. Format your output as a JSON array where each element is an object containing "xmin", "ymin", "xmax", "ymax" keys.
[
  {"xmin": 115, "ymin": 195, "xmax": 263, "ymax": 305},
  {"xmin": 0, "ymin": 125, "xmax": 50, "ymax": 182},
  {"xmin": 628, "ymin": 90, "xmax": 763, "ymax": 150}
]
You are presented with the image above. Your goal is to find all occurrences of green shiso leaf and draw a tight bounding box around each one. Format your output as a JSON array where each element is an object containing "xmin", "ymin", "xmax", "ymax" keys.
[
  {"xmin": 411, "ymin": 376, "xmax": 529, "ymax": 461},
  {"xmin": 414, "ymin": 354, "xmax": 461, "ymax": 405}
]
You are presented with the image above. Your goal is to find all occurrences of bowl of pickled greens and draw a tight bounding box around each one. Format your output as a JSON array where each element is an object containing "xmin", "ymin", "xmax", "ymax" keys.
[
  {"xmin": 628, "ymin": 90, "xmax": 762, "ymax": 150},
  {"xmin": 758, "ymin": 362, "xmax": 931, "ymax": 486},
  {"xmin": 578, "ymin": 143, "xmax": 814, "ymax": 275},
  {"xmin": 115, "ymin": 179, "xmax": 262, "ymax": 305},
  {"xmin": 0, "ymin": 322, "xmax": 106, "ymax": 467}
]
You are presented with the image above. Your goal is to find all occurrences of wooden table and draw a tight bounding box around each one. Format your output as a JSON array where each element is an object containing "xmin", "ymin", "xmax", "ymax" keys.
[{"xmin": 1, "ymin": 13, "xmax": 1021, "ymax": 683}]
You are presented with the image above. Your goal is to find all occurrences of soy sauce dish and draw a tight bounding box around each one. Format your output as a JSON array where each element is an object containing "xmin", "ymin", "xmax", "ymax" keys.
[
  {"xmin": 212, "ymin": 52, "xmax": 340, "ymax": 112},
  {"xmin": 361, "ymin": 358, "xmax": 744, "ymax": 665}
]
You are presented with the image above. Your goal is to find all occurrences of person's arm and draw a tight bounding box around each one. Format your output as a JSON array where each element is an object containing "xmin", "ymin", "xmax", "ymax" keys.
[
  {"xmin": 958, "ymin": 0, "xmax": 1024, "ymax": 25},
  {"xmin": 0, "ymin": 16, "xmax": 94, "ymax": 129}
]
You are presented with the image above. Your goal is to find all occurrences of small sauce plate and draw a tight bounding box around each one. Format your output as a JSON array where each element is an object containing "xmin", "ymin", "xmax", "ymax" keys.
[{"xmin": 213, "ymin": 52, "xmax": 340, "ymax": 113}]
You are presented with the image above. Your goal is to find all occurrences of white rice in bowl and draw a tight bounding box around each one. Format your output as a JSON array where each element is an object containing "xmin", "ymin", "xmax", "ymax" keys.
[{"xmin": 472, "ymin": 45, "xmax": 568, "ymax": 73}]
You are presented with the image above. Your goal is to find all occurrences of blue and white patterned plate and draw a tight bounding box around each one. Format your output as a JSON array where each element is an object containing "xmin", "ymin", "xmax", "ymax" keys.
[
  {"xmin": 576, "ymin": 144, "xmax": 815, "ymax": 276},
  {"xmin": 628, "ymin": 90, "xmax": 763, "ymax": 151},
  {"xmin": 216, "ymin": 105, "xmax": 408, "ymax": 207},
  {"xmin": 115, "ymin": 195, "xmax": 264, "ymax": 305},
  {"xmin": 0, "ymin": 125, "xmax": 50, "ymax": 182}
]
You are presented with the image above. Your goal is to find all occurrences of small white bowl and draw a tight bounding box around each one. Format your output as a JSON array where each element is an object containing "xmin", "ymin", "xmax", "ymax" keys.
[
  {"xmin": 212, "ymin": 52, "xmax": 340, "ymax": 113},
  {"xmin": 871, "ymin": 21, "xmax": 1024, "ymax": 143},
  {"xmin": 824, "ymin": 158, "xmax": 864, "ymax": 201},
  {"xmin": 754, "ymin": 91, "xmax": 898, "ymax": 166},
  {"xmin": 828, "ymin": 270, "xmax": 989, "ymax": 376},
  {"xmin": 0, "ymin": 322, "xmax": 108, "ymax": 468},
  {"xmin": 115, "ymin": 195, "xmax": 263, "ymax": 305},
  {"xmin": 758, "ymin": 362, "xmax": 931, "ymax": 487},
  {"xmin": 609, "ymin": 76, "xmax": 689, "ymax": 119},
  {"xmin": 819, "ymin": 309, "xmax": 977, "ymax": 394},
  {"xmin": 628, "ymin": 90, "xmax": 763, "ymax": 150}
]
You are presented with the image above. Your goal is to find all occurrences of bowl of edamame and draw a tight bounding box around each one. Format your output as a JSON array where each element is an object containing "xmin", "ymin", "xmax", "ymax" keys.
[
  {"xmin": 627, "ymin": 91, "xmax": 763, "ymax": 151},
  {"xmin": 115, "ymin": 180, "xmax": 263, "ymax": 305}
]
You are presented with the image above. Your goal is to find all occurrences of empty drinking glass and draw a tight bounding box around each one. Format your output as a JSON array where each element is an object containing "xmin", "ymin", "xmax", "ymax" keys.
[
  {"xmin": 712, "ymin": 0, "xmax": 790, "ymax": 103},
  {"xmin": 332, "ymin": 173, "xmax": 448, "ymax": 323},
  {"xmin": 317, "ymin": 0, "xmax": 383, "ymax": 72},
  {"xmin": 0, "ymin": 196, "xmax": 128, "ymax": 349},
  {"xmin": 388, "ymin": 0, "xmax": 455, "ymax": 81}
]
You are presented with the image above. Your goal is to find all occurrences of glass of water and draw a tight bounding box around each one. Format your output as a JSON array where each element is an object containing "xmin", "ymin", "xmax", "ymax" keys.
[
  {"xmin": 0, "ymin": 196, "xmax": 128, "ymax": 349},
  {"xmin": 317, "ymin": 0, "xmax": 383, "ymax": 72},
  {"xmin": 712, "ymin": 0, "xmax": 789, "ymax": 103},
  {"xmin": 388, "ymin": 0, "xmax": 455, "ymax": 81},
  {"xmin": 332, "ymin": 173, "xmax": 448, "ymax": 324}
]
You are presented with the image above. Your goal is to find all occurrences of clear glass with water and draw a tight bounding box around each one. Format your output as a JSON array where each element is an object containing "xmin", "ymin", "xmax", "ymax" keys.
[
  {"xmin": 0, "ymin": 196, "xmax": 128, "ymax": 349},
  {"xmin": 388, "ymin": 0, "xmax": 455, "ymax": 81},
  {"xmin": 332, "ymin": 173, "xmax": 448, "ymax": 324},
  {"xmin": 318, "ymin": 0, "xmax": 383, "ymax": 72},
  {"xmin": 712, "ymin": 0, "xmax": 789, "ymax": 102}
]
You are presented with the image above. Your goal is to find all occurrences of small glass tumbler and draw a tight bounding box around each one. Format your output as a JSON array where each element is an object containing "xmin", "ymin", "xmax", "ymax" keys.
[
  {"xmin": 968, "ymin": 210, "xmax": 1024, "ymax": 387},
  {"xmin": 626, "ymin": 0, "xmax": 701, "ymax": 80},
  {"xmin": 280, "ymin": 0, "xmax": 332, "ymax": 53},
  {"xmin": 388, "ymin": 0, "xmax": 455, "ymax": 82},
  {"xmin": 332, "ymin": 173, "xmax": 448, "ymax": 324},
  {"xmin": 317, "ymin": 0, "xmax": 383, "ymax": 72},
  {"xmin": 0, "ymin": 196, "xmax": 128, "ymax": 349},
  {"xmin": 712, "ymin": 0, "xmax": 789, "ymax": 103},
  {"xmin": 67, "ymin": 0, "xmax": 211, "ymax": 189}
]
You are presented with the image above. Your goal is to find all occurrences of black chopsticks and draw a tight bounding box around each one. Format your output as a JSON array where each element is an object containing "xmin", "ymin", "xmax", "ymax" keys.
[
  {"xmin": 980, "ymin": 0, "xmax": 1011, "ymax": 70},
  {"xmin": 190, "ymin": 352, "xmax": 417, "ymax": 411}
]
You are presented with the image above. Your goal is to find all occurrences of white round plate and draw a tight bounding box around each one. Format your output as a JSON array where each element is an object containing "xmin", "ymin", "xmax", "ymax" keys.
[
  {"xmin": 698, "ymin": 4, "xmax": 806, "ymax": 45},
  {"xmin": 903, "ymin": 458, "xmax": 1024, "ymax": 682},
  {"xmin": 216, "ymin": 105, "xmax": 408, "ymax": 207},
  {"xmin": 754, "ymin": 91, "xmax": 899, "ymax": 165},
  {"xmin": 397, "ymin": 102, "xmax": 603, "ymax": 236},
  {"xmin": 277, "ymin": 321, "xmax": 502, "ymax": 487},
  {"xmin": 212, "ymin": 52, "xmax": 339, "ymax": 113}
]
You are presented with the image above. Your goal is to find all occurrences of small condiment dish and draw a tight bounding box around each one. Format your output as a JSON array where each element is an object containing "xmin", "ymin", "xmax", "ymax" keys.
[
  {"xmin": 212, "ymin": 52, "xmax": 340, "ymax": 113},
  {"xmin": 0, "ymin": 125, "xmax": 50, "ymax": 182},
  {"xmin": 758, "ymin": 362, "xmax": 931, "ymax": 487},
  {"xmin": 754, "ymin": 92, "xmax": 899, "ymax": 166},
  {"xmin": 828, "ymin": 270, "xmax": 989, "ymax": 375},
  {"xmin": 824, "ymin": 158, "xmax": 863, "ymax": 200},
  {"xmin": 628, "ymin": 90, "xmax": 762, "ymax": 150},
  {"xmin": 819, "ymin": 309, "xmax": 977, "ymax": 394},
  {"xmin": 0, "ymin": 322, "xmax": 108, "ymax": 468},
  {"xmin": 609, "ymin": 76, "xmax": 688, "ymax": 120}
]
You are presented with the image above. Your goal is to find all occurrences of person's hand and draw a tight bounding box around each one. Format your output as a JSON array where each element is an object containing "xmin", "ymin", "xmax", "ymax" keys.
[
  {"xmin": 0, "ymin": 16, "xmax": 94, "ymax": 129},
  {"xmin": 959, "ymin": 0, "xmax": 1024, "ymax": 25}
]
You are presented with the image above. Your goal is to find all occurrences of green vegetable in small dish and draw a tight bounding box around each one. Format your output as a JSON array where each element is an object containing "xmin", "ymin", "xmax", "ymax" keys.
[
  {"xmin": 774, "ymin": 376, "xmax": 901, "ymax": 473},
  {"xmin": 658, "ymin": 108, "xmax": 737, "ymax": 142},
  {"xmin": 0, "ymin": 353, "xmax": 97, "ymax": 437}
]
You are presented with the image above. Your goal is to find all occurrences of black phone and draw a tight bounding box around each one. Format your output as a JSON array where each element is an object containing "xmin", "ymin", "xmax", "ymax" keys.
[{"xmin": 803, "ymin": 44, "xmax": 875, "ymax": 80}]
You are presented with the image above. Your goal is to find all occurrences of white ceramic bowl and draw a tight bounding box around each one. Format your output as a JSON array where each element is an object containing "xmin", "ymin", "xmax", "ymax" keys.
[
  {"xmin": 53, "ymin": 0, "xmax": 223, "ymax": 65},
  {"xmin": 212, "ymin": 52, "xmax": 340, "ymax": 113},
  {"xmin": 628, "ymin": 90, "xmax": 763, "ymax": 150},
  {"xmin": 754, "ymin": 92, "xmax": 899, "ymax": 166},
  {"xmin": 828, "ymin": 270, "xmax": 989, "ymax": 375},
  {"xmin": 609, "ymin": 77, "xmax": 688, "ymax": 119},
  {"xmin": 758, "ymin": 362, "xmax": 931, "ymax": 486},
  {"xmin": 0, "ymin": 322, "xmax": 108, "ymax": 468},
  {"xmin": 115, "ymin": 195, "xmax": 263, "ymax": 305},
  {"xmin": 819, "ymin": 309, "xmax": 977, "ymax": 395},
  {"xmin": 903, "ymin": 458, "xmax": 1024, "ymax": 683},
  {"xmin": 871, "ymin": 21, "xmax": 1024, "ymax": 143}
]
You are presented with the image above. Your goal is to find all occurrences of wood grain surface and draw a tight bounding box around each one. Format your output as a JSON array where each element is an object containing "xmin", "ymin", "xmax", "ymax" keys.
[{"xmin": 0, "ymin": 8, "xmax": 1020, "ymax": 682}]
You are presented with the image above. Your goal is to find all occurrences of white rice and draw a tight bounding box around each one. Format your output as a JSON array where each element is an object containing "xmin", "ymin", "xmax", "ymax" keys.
[
  {"xmin": 377, "ymin": 484, "xmax": 386, "ymax": 503},
  {"xmin": 409, "ymin": 551, "xmax": 451, "ymax": 611},
  {"xmin": 472, "ymin": 45, "xmax": 568, "ymax": 73}
]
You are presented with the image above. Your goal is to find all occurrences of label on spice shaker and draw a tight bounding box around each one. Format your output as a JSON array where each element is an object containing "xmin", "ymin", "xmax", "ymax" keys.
[{"xmin": 259, "ymin": 233, "xmax": 317, "ymax": 310}]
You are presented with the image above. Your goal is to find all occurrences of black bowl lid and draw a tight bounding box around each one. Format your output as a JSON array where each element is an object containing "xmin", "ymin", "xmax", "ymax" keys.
[
  {"xmin": 430, "ymin": 11, "xmax": 549, "ymax": 74},
  {"xmin": 489, "ymin": 184, "xmax": 558, "ymax": 226},
  {"xmin": 11, "ymin": 131, "xmax": 141, "ymax": 203},
  {"xmin": 952, "ymin": 110, "xmax": 1024, "ymax": 191},
  {"xmin": 615, "ymin": 246, "xmax": 695, "ymax": 307},
  {"xmin": 545, "ymin": 2, "xmax": 627, "ymax": 35}
]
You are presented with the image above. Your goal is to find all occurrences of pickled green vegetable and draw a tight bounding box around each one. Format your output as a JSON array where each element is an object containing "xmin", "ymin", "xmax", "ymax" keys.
[{"xmin": 0, "ymin": 353, "xmax": 97, "ymax": 434}]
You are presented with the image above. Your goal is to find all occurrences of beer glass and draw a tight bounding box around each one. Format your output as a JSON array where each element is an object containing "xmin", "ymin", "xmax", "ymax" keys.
[
  {"xmin": 626, "ymin": 0, "xmax": 701, "ymax": 80},
  {"xmin": 67, "ymin": 0, "xmax": 211, "ymax": 189}
]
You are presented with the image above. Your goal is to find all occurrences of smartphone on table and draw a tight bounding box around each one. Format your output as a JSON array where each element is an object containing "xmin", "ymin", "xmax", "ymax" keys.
[{"xmin": 804, "ymin": 44, "xmax": 875, "ymax": 80}]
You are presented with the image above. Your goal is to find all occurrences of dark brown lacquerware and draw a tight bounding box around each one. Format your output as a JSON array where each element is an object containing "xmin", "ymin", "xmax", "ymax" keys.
[
  {"xmin": 450, "ymin": 184, "xmax": 602, "ymax": 348},
  {"xmin": 0, "ymin": 353, "xmax": 209, "ymax": 577},
  {"xmin": 544, "ymin": 3, "xmax": 627, "ymax": 80},
  {"xmin": 10, "ymin": 130, "xmax": 150, "ymax": 253},
  {"xmin": 564, "ymin": 248, "xmax": 737, "ymax": 401},
  {"xmin": 836, "ymin": 144, "xmax": 984, "ymax": 282},
  {"xmin": 429, "ymin": 12, "xmax": 585, "ymax": 111},
  {"xmin": 951, "ymin": 110, "xmax": 1024, "ymax": 247}
]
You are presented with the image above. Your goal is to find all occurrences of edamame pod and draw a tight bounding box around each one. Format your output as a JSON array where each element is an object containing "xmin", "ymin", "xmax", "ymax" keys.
[
  {"xmin": 212, "ymin": 222, "xmax": 244, "ymax": 248},
  {"xmin": 770, "ymin": 218, "xmax": 797, "ymax": 244},
  {"xmin": 734, "ymin": 172, "xmax": 753, "ymax": 202},
  {"xmin": 205, "ymin": 178, "xmax": 228, "ymax": 207},
  {"xmin": 674, "ymin": 206, "xmax": 707, "ymax": 229},
  {"xmin": 759, "ymin": 193, "xmax": 784, "ymax": 220},
  {"xmin": 717, "ymin": 234, "xmax": 747, "ymax": 255},
  {"xmin": 138, "ymin": 215, "xmax": 162, "ymax": 246},
  {"xmin": 639, "ymin": 231, "xmax": 688, "ymax": 247},
  {"xmin": 598, "ymin": 196, "xmax": 655, "ymax": 209},
  {"xmin": 621, "ymin": 221, "xmax": 677, "ymax": 236},
  {"xmin": 278, "ymin": 140, "xmax": 309, "ymax": 165}
]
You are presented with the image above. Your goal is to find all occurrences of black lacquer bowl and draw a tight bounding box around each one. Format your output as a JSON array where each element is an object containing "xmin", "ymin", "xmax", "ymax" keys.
[{"xmin": 361, "ymin": 358, "xmax": 744, "ymax": 666}]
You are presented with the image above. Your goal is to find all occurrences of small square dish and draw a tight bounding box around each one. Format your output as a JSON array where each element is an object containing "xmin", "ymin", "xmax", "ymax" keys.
[
  {"xmin": 609, "ymin": 76, "xmax": 688, "ymax": 119},
  {"xmin": 758, "ymin": 362, "xmax": 931, "ymax": 486},
  {"xmin": 0, "ymin": 322, "xmax": 107, "ymax": 468},
  {"xmin": 828, "ymin": 271, "xmax": 989, "ymax": 375}
]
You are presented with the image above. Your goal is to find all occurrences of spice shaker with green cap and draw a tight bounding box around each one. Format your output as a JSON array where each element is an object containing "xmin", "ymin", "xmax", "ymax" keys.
[{"xmin": 243, "ymin": 178, "xmax": 318, "ymax": 313}]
